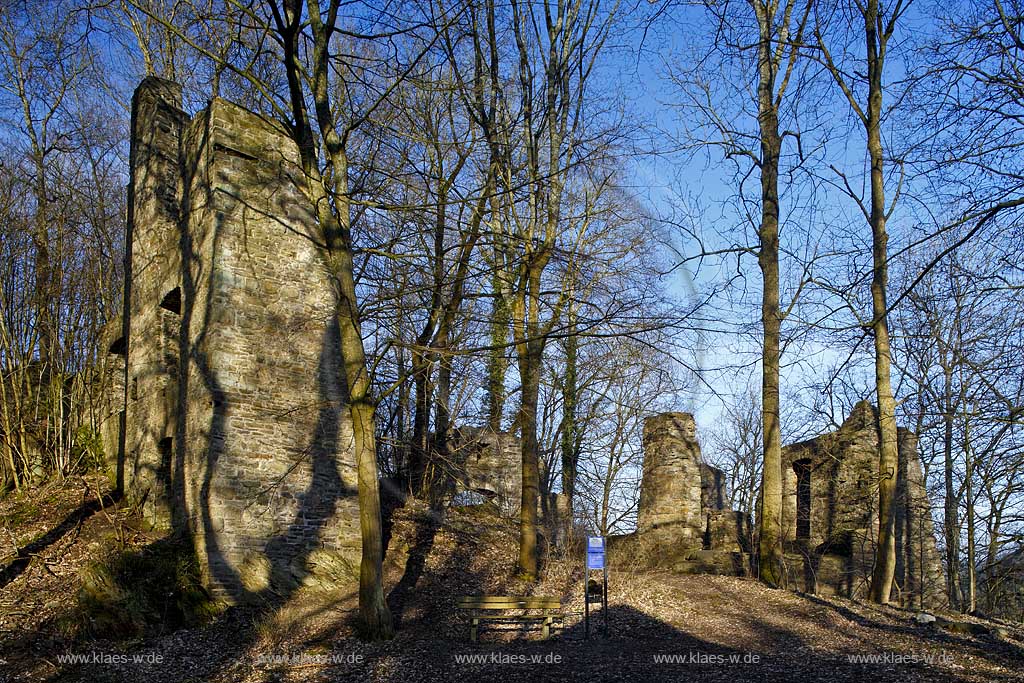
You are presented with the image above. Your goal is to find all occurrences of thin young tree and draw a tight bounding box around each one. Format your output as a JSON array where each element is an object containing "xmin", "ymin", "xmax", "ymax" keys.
[{"xmin": 484, "ymin": 0, "xmax": 621, "ymax": 579}]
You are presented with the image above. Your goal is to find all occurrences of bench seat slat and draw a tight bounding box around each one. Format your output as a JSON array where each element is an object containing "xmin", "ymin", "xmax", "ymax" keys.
[
  {"xmin": 460, "ymin": 598, "xmax": 557, "ymax": 602},
  {"xmin": 472, "ymin": 615, "xmax": 561, "ymax": 622},
  {"xmin": 457, "ymin": 596, "xmax": 561, "ymax": 609}
]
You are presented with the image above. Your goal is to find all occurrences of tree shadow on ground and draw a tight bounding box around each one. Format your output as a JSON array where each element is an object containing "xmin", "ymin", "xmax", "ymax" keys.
[
  {"xmin": 801, "ymin": 592, "xmax": 1024, "ymax": 670},
  {"xmin": 341, "ymin": 600, "xmax": 1020, "ymax": 683},
  {"xmin": 386, "ymin": 517, "xmax": 441, "ymax": 630},
  {"xmin": 0, "ymin": 489, "xmax": 121, "ymax": 590}
]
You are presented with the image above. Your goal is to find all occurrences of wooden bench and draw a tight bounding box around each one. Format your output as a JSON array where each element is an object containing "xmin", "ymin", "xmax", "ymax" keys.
[{"xmin": 456, "ymin": 596, "xmax": 563, "ymax": 642}]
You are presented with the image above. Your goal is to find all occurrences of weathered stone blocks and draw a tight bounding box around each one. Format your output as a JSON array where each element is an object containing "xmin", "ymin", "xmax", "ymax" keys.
[
  {"xmin": 450, "ymin": 427, "xmax": 523, "ymax": 515},
  {"xmin": 780, "ymin": 401, "xmax": 945, "ymax": 608},
  {"xmin": 637, "ymin": 412, "xmax": 705, "ymax": 547},
  {"xmin": 119, "ymin": 78, "xmax": 360, "ymax": 602},
  {"xmin": 614, "ymin": 404, "xmax": 942, "ymax": 604},
  {"xmin": 705, "ymin": 510, "xmax": 751, "ymax": 554},
  {"xmin": 609, "ymin": 412, "xmax": 750, "ymax": 575}
]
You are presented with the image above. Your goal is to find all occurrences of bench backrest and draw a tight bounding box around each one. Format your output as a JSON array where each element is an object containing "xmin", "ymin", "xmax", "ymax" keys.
[{"xmin": 457, "ymin": 596, "xmax": 561, "ymax": 611}]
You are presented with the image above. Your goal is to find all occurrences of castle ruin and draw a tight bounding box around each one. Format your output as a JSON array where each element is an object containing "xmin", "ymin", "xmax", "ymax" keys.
[
  {"xmin": 105, "ymin": 77, "xmax": 361, "ymax": 601},
  {"xmin": 102, "ymin": 79, "xmax": 943, "ymax": 609},
  {"xmin": 609, "ymin": 412, "xmax": 752, "ymax": 576},
  {"xmin": 780, "ymin": 401, "xmax": 945, "ymax": 607},
  {"xmin": 612, "ymin": 405, "xmax": 945, "ymax": 609}
]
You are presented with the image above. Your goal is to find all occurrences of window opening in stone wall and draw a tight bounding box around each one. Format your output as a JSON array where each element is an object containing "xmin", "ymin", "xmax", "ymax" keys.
[
  {"xmin": 159, "ymin": 286, "xmax": 181, "ymax": 314},
  {"xmin": 795, "ymin": 459, "xmax": 812, "ymax": 542},
  {"xmin": 157, "ymin": 437, "xmax": 173, "ymax": 495},
  {"xmin": 109, "ymin": 336, "xmax": 126, "ymax": 356},
  {"xmin": 159, "ymin": 288, "xmax": 181, "ymax": 373}
]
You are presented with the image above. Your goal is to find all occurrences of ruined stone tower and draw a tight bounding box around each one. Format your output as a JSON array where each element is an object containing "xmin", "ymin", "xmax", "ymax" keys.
[
  {"xmin": 613, "ymin": 412, "xmax": 751, "ymax": 574},
  {"xmin": 112, "ymin": 78, "xmax": 360, "ymax": 600},
  {"xmin": 637, "ymin": 413, "xmax": 705, "ymax": 547}
]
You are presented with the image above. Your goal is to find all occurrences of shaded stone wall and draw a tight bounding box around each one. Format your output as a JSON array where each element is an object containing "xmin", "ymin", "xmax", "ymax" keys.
[
  {"xmin": 447, "ymin": 427, "xmax": 571, "ymax": 545},
  {"xmin": 780, "ymin": 401, "xmax": 945, "ymax": 608},
  {"xmin": 700, "ymin": 463, "xmax": 727, "ymax": 511},
  {"xmin": 612, "ymin": 405, "xmax": 942, "ymax": 603},
  {"xmin": 449, "ymin": 427, "xmax": 522, "ymax": 516},
  {"xmin": 705, "ymin": 510, "xmax": 750, "ymax": 554},
  {"xmin": 895, "ymin": 429, "xmax": 946, "ymax": 609},
  {"xmin": 637, "ymin": 412, "xmax": 704, "ymax": 548},
  {"xmin": 123, "ymin": 78, "xmax": 188, "ymax": 528},
  {"xmin": 121, "ymin": 78, "xmax": 360, "ymax": 601}
]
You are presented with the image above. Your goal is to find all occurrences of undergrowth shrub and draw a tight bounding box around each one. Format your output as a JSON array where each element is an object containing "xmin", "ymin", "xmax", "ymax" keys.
[{"xmin": 62, "ymin": 538, "xmax": 220, "ymax": 639}]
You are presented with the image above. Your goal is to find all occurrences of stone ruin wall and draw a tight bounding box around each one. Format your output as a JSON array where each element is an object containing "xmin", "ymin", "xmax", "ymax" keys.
[
  {"xmin": 611, "ymin": 412, "xmax": 751, "ymax": 575},
  {"xmin": 781, "ymin": 401, "xmax": 945, "ymax": 608},
  {"xmin": 108, "ymin": 78, "xmax": 361, "ymax": 602},
  {"xmin": 446, "ymin": 427, "xmax": 571, "ymax": 542},
  {"xmin": 611, "ymin": 405, "xmax": 943, "ymax": 609},
  {"xmin": 637, "ymin": 412, "xmax": 704, "ymax": 545},
  {"xmin": 103, "ymin": 81, "xmax": 944, "ymax": 609},
  {"xmin": 448, "ymin": 427, "xmax": 523, "ymax": 515}
]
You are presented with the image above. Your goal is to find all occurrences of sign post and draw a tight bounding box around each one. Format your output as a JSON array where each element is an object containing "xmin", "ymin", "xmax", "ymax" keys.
[{"xmin": 584, "ymin": 536, "xmax": 608, "ymax": 639}]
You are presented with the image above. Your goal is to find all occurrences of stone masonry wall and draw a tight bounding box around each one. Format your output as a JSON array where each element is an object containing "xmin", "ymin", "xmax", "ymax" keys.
[
  {"xmin": 98, "ymin": 318, "xmax": 126, "ymax": 482},
  {"xmin": 614, "ymin": 404, "xmax": 942, "ymax": 601},
  {"xmin": 449, "ymin": 427, "xmax": 522, "ymax": 516},
  {"xmin": 122, "ymin": 78, "xmax": 360, "ymax": 601},
  {"xmin": 610, "ymin": 411, "xmax": 750, "ymax": 574},
  {"xmin": 124, "ymin": 78, "xmax": 189, "ymax": 529},
  {"xmin": 637, "ymin": 412, "xmax": 705, "ymax": 548},
  {"xmin": 700, "ymin": 462, "xmax": 727, "ymax": 511},
  {"xmin": 780, "ymin": 401, "xmax": 945, "ymax": 608}
]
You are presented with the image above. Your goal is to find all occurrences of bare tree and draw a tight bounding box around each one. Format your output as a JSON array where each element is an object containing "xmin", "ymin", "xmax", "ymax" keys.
[
  {"xmin": 666, "ymin": 0, "xmax": 815, "ymax": 587},
  {"xmin": 0, "ymin": 1, "xmax": 124, "ymax": 490},
  {"xmin": 814, "ymin": 0, "xmax": 912, "ymax": 605},
  {"xmin": 473, "ymin": 0, "xmax": 622, "ymax": 579},
  {"xmin": 707, "ymin": 386, "xmax": 764, "ymax": 517}
]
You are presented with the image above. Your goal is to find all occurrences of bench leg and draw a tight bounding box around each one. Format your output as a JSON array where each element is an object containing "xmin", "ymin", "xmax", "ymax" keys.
[
  {"xmin": 471, "ymin": 618, "xmax": 479, "ymax": 643},
  {"xmin": 543, "ymin": 617, "xmax": 551, "ymax": 639}
]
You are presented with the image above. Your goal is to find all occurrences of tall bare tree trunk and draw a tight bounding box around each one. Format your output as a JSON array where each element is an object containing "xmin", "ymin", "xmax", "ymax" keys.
[
  {"xmin": 560, "ymin": 307, "xmax": 579, "ymax": 506},
  {"xmin": 276, "ymin": 0, "xmax": 393, "ymax": 638},
  {"xmin": 964, "ymin": 409, "xmax": 977, "ymax": 612},
  {"xmin": 864, "ymin": 0, "xmax": 900, "ymax": 604},
  {"xmin": 752, "ymin": 0, "xmax": 786, "ymax": 589},
  {"xmin": 942, "ymin": 367, "xmax": 964, "ymax": 608},
  {"xmin": 517, "ymin": 339, "xmax": 543, "ymax": 579}
]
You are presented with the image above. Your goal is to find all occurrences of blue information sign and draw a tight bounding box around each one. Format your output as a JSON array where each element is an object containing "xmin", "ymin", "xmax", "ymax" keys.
[
  {"xmin": 584, "ymin": 536, "xmax": 608, "ymax": 638},
  {"xmin": 586, "ymin": 536, "xmax": 605, "ymax": 569}
]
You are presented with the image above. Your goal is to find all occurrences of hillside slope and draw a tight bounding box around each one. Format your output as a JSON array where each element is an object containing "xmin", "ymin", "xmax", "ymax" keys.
[{"xmin": 1, "ymin": 480, "xmax": 1022, "ymax": 682}]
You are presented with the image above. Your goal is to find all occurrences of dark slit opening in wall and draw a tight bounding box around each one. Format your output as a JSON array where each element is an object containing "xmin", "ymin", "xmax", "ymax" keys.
[
  {"xmin": 159, "ymin": 287, "xmax": 181, "ymax": 374},
  {"xmin": 795, "ymin": 459, "xmax": 812, "ymax": 542},
  {"xmin": 157, "ymin": 436, "xmax": 173, "ymax": 503}
]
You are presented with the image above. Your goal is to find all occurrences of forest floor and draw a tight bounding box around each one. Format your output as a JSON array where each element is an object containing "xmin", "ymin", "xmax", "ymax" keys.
[{"xmin": 2, "ymin": 476, "xmax": 1023, "ymax": 682}]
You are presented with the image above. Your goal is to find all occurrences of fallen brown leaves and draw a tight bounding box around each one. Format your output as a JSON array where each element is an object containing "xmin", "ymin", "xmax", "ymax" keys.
[{"xmin": 1, "ymin": 486, "xmax": 1022, "ymax": 683}]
